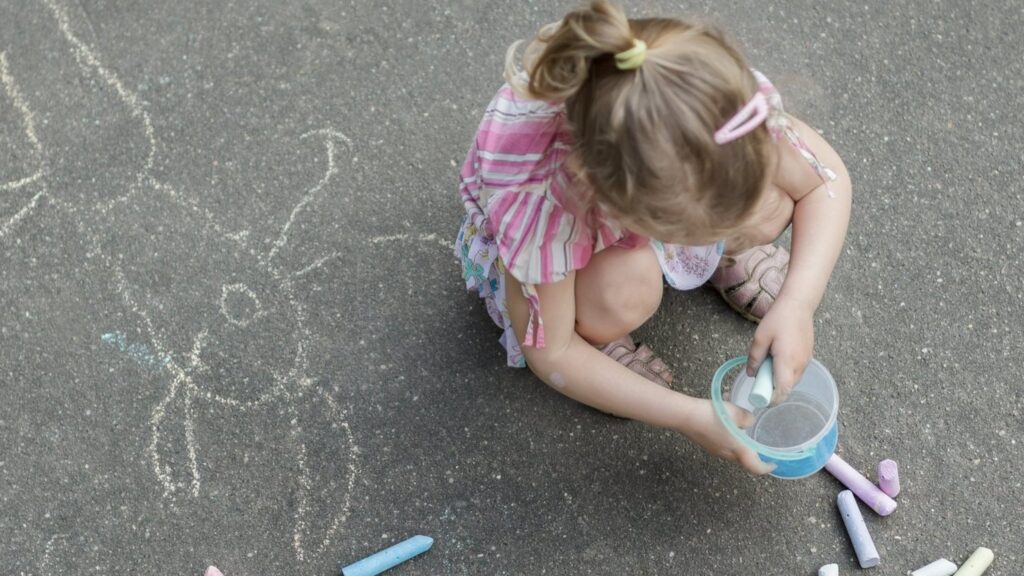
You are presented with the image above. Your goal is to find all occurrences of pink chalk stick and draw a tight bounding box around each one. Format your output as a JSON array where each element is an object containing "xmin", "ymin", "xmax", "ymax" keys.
[
  {"xmin": 204, "ymin": 567, "xmax": 224, "ymax": 576},
  {"xmin": 878, "ymin": 459, "xmax": 900, "ymax": 497},
  {"xmin": 825, "ymin": 454, "xmax": 898, "ymax": 516}
]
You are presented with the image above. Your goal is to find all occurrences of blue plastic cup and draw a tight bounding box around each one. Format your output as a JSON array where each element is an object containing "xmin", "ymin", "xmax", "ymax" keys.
[{"xmin": 711, "ymin": 356, "xmax": 839, "ymax": 479}]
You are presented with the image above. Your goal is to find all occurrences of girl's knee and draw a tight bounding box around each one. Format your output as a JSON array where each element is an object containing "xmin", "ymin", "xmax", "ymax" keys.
[
  {"xmin": 578, "ymin": 248, "xmax": 663, "ymax": 339},
  {"xmin": 614, "ymin": 263, "xmax": 663, "ymax": 320}
]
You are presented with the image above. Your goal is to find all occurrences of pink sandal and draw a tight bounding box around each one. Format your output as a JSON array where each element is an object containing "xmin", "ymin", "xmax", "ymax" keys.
[
  {"xmin": 597, "ymin": 334, "xmax": 674, "ymax": 388},
  {"xmin": 595, "ymin": 335, "xmax": 673, "ymax": 418},
  {"xmin": 710, "ymin": 244, "xmax": 789, "ymax": 323}
]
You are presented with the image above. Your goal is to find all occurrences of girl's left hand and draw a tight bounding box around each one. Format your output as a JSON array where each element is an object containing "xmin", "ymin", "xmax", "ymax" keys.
[{"xmin": 745, "ymin": 296, "xmax": 814, "ymax": 404}]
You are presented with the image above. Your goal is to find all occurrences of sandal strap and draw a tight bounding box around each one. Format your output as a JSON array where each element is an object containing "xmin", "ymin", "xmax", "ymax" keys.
[
  {"xmin": 632, "ymin": 344, "xmax": 669, "ymax": 374},
  {"xmin": 631, "ymin": 344, "xmax": 654, "ymax": 361},
  {"xmin": 592, "ymin": 336, "xmax": 674, "ymax": 418},
  {"xmin": 597, "ymin": 335, "xmax": 637, "ymax": 362},
  {"xmin": 596, "ymin": 339, "xmax": 673, "ymax": 389},
  {"xmin": 712, "ymin": 245, "xmax": 789, "ymax": 323}
]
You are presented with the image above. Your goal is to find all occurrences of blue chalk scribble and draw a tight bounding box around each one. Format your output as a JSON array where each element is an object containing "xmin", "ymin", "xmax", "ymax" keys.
[{"xmin": 101, "ymin": 331, "xmax": 172, "ymax": 371}]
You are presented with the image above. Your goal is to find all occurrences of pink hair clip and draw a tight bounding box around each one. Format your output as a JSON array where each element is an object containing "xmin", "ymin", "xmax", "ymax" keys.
[{"xmin": 713, "ymin": 91, "xmax": 769, "ymax": 145}]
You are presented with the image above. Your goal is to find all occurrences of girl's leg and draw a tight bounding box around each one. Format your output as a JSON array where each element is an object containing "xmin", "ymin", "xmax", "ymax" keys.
[
  {"xmin": 574, "ymin": 245, "xmax": 674, "ymax": 402},
  {"xmin": 574, "ymin": 246, "xmax": 664, "ymax": 345}
]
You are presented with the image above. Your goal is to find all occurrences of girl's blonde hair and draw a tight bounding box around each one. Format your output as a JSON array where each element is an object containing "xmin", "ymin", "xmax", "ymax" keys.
[{"xmin": 505, "ymin": 0, "xmax": 773, "ymax": 243}]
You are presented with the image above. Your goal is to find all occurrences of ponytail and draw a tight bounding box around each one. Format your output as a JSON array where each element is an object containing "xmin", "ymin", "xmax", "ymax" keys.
[{"xmin": 505, "ymin": 0, "xmax": 635, "ymax": 101}]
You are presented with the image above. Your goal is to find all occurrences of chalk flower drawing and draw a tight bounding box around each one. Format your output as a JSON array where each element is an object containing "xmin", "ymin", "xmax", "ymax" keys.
[{"xmin": 12, "ymin": 0, "xmax": 362, "ymax": 569}]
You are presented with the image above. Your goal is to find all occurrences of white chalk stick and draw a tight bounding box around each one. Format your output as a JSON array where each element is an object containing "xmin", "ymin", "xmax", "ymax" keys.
[
  {"xmin": 878, "ymin": 459, "xmax": 900, "ymax": 497},
  {"xmin": 912, "ymin": 558, "xmax": 958, "ymax": 576},
  {"xmin": 818, "ymin": 563, "xmax": 839, "ymax": 576},
  {"xmin": 204, "ymin": 567, "xmax": 224, "ymax": 576},
  {"xmin": 749, "ymin": 357, "xmax": 774, "ymax": 408},
  {"xmin": 837, "ymin": 490, "xmax": 880, "ymax": 568},
  {"xmin": 952, "ymin": 547, "xmax": 993, "ymax": 576}
]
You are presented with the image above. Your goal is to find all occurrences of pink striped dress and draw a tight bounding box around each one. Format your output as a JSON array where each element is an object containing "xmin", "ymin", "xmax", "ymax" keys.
[
  {"xmin": 455, "ymin": 84, "xmax": 723, "ymax": 367},
  {"xmin": 455, "ymin": 72, "xmax": 836, "ymax": 368}
]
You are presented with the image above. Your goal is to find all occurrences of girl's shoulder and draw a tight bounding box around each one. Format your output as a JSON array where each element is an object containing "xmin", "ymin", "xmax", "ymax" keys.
[
  {"xmin": 486, "ymin": 82, "xmax": 564, "ymax": 120},
  {"xmin": 474, "ymin": 83, "xmax": 571, "ymax": 160},
  {"xmin": 466, "ymin": 82, "xmax": 577, "ymax": 210}
]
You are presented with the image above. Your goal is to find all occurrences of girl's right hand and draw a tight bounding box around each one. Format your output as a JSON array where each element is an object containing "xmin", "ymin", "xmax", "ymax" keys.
[{"xmin": 680, "ymin": 398, "xmax": 776, "ymax": 476}]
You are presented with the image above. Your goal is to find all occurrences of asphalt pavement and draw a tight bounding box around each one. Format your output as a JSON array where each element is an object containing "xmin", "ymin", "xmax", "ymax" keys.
[{"xmin": 1, "ymin": 0, "xmax": 1023, "ymax": 574}]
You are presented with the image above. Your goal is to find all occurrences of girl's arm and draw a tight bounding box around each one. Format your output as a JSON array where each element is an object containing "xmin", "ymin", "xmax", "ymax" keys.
[
  {"xmin": 774, "ymin": 117, "xmax": 852, "ymax": 312},
  {"xmin": 504, "ymin": 268, "xmax": 773, "ymax": 474},
  {"xmin": 747, "ymin": 117, "xmax": 852, "ymax": 390}
]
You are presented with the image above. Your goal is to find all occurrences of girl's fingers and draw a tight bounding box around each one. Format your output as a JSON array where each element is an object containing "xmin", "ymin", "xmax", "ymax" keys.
[
  {"xmin": 771, "ymin": 356, "xmax": 795, "ymax": 403},
  {"xmin": 746, "ymin": 329, "xmax": 771, "ymax": 376},
  {"xmin": 771, "ymin": 355, "xmax": 810, "ymax": 404},
  {"xmin": 738, "ymin": 448, "xmax": 775, "ymax": 475},
  {"xmin": 726, "ymin": 402, "xmax": 756, "ymax": 429}
]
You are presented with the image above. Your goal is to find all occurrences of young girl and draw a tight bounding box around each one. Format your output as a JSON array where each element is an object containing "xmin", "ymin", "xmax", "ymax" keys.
[{"xmin": 455, "ymin": 1, "xmax": 851, "ymax": 475}]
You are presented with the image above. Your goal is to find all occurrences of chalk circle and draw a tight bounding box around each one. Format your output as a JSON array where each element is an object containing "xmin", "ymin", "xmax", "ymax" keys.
[{"xmin": 219, "ymin": 283, "xmax": 263, "ymax": 327}]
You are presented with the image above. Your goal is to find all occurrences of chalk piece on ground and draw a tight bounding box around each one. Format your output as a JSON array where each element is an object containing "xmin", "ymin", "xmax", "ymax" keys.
[
  {"xmin": 818, "ymin": 563, "xmax": 839, "ymax": 576},
  {"xmin": 825, "ymin": 454, "xmax": 898, "ymax": 516},
  {"xmin": 912, "ymin": 558, "xmax": 958, "ymax": 576},
  {"xmin": 837, "ymin": 490, "xmax": 880, "ymax": 568},
  {"xmin": 953, "ymin": 547, "xmax": 993, "ymax": 576},
  {"xmin": 204, "ymin": 567, "xmax": 224, "ymax": 576},
  {"xmin": 749, "ymin": 356, "xmax": 774, "ymax": 408},
  {"xmin": 877, "ymin": 459, "xmax": 900, "ymax": 497},
  {"xmin": 341, "ymin": 535, "xmax": 434, "ymax": 576}
]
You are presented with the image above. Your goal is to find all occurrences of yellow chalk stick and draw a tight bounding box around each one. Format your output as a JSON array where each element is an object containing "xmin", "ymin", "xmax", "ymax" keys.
[{"xmin": 952, "ymin": 547, "xmax": 993, "ymax": 576}]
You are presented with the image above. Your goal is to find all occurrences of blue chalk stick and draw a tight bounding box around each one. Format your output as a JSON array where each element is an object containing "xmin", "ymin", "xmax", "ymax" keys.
[
  {"xmin": 341, "ymin": 535, "xmax": 433, "ymax": 576},
  {"xmin": 749, "ymin": 356, "xmax": 774, "ymax": 408}
]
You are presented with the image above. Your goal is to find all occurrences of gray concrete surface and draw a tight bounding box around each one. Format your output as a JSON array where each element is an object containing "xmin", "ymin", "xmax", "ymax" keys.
[{"xmin": 1, "ymin": 0, "xmax": 1022, "ymax": 574}]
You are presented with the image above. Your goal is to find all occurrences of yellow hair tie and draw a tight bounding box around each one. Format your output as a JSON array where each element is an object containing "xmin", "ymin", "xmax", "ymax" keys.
[{"xmin": 614, "ymin": 39, "xmax": 647, "ymax": 70}]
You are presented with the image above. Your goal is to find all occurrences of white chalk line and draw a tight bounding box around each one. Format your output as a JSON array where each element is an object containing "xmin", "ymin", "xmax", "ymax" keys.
[
  {"xmin": 292, "ymin": 232, "xmax": 455, "ymax": 279},
  {"xmin": 0, "ymin": 185, "xmax": 47, "ymax": 240},
  {"xmin": 96, "ymin": 159, "xmax": 358, "ymax": 556},
  {"xmin": 0, "ymin": 51, "xmax": 44, "ymax": 191},
  {"xmin": 40, "ymin": 533, "xmax": 69, "ymax": 575},
  {"xmin": 0, "ymin": 51, "xmax": 48, "ymax": 241},
  {"xmin": 105, "ymin": 247, "xmax": 201, "ymax": 498},
  {"xmin": 268, "ymin": 129, "xmax": 352, "ymax": 263},
  {"xmin": 291, "ymin": 252, "xmax": 340, "ymax": 278},
  {"xmin": 369, "ymin": 232, "xmax": 456, "ymax": 251},
  {"xmin": 41, "ymin": 0, "xmax": 156, "ymax": 191},
  {"xmin": 0, "ymin": 53, "xmax": 42, "ymax": 150},
  {"xmin": 38, "ymin": 0, "xmax": 361, "ymax": 561},
  {"xmin": 0, "ymin": 172, "xmax": 43, "ymax": 193},
  {"xmin": 143, "ymin": 182, "xmax": 307, "ymax": 408},
  {"xmin": 290, "ymin": 387, "xmax": 360, "ymax": 562},
  {"xmin": 220, "ymin": 282, "xmax": 266, "ymax": 327}
]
